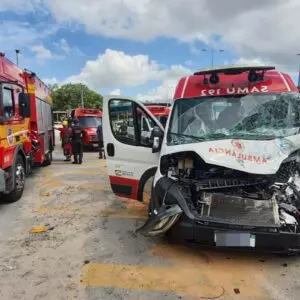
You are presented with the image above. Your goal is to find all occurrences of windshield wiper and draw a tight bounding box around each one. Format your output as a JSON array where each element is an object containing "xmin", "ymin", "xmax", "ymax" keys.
[
  {"xmin": 204, "ymin": 133, "xmax": 228, "ymax": 139},
  {"xmin": 168, "ymin": 132, "xmax": 206, "ymax": 141},
  {"xmin": 227, "ymin": 132, "xmax": 277, "ymax": 140}
]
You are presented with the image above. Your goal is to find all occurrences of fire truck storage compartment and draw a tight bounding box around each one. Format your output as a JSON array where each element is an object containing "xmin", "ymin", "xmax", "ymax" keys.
[{"xmin": 36, "ymin": 97, "xmax": 52, "ymax": 153}]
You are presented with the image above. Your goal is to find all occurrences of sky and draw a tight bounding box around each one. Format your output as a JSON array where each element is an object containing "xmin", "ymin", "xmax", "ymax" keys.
[{"xmin": 1, "ymin": 0, "xmax": 300, "ymax": 101}]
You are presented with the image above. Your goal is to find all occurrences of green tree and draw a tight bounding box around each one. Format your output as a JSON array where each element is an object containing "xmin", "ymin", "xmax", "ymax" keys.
[{"xmin": 51, "ymin": 83, "xmax": 103, "ymax": 111}]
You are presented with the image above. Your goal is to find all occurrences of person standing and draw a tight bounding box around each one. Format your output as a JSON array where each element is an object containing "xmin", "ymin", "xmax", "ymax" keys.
[
  {"xmin": 70, "ymin": 118, "xmax": 85, "ymax": 164},
  {"xmin": 96, "ymin": 123, "xmax": 105, "ymax": 159},
  {"xmin": 60, "ymin": 120, "xmax": 72, "ymax": 161}
]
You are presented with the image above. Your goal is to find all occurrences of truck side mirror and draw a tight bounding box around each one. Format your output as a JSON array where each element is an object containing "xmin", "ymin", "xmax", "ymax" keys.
[
  {"xmin": 18, "ymin": 92, "xmax": 31, "ymax": 118},
  {"xmin": 151, "ymin": 126, "xmax": 164, "ymax": 153}
]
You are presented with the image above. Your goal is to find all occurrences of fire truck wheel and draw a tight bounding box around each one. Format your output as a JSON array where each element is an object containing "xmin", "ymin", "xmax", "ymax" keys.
[
  {"xmin": 43, "ymin": 151, "xmax": 53, "ymax": 166},
  {"xmin": 2, "ymin": 155, "xmax": 25, "ymax": 203}
]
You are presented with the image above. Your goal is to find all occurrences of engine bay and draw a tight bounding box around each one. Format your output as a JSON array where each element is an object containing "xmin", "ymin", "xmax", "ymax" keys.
[{"xmin": 160, "ymin": 151, "xmax": 300, "ymax": 233}]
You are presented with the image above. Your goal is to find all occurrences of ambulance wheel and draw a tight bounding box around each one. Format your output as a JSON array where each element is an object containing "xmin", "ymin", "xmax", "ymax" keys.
[{"xmin": 2, "ymin": 155, "xmax": 25, "ymax": 203}]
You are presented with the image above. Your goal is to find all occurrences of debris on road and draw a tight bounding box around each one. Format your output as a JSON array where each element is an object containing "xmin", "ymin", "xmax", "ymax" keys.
[{"xmin": 30, "ymin": 225, "xmax": 49, "ymax": 233}]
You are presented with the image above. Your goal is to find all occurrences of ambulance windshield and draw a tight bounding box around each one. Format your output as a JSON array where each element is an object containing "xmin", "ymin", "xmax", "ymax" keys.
[{"xmin": 167, "ymin": 92, "xmax": 300, "ymax": 145}]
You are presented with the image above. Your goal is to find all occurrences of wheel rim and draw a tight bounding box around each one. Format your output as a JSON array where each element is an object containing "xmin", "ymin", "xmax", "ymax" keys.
[{"xmin": 15, "ymin": 164, "xmax": 25, "ymax": 192}]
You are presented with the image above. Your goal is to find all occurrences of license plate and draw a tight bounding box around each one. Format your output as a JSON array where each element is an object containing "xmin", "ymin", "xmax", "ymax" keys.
[
  {"xmin": 214, "ymin": 231, "xmax": 255, "ymax": 247},
  {"xmin": 92, "ymin": 144, "xmax": 98, "ymax": 147}
]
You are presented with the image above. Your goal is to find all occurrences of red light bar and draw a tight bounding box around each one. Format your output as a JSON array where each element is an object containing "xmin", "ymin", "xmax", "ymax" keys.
[
  {"xmin": 149, "ymin": 107, "xmax": 165, "ymax": 112},
  {"xmin": 81, "ymin": 109, "xmax": 98, "ymax": 113},
  {"xmin": 194, "ymin": 65, "xmax": 275, "ymax": 76}
]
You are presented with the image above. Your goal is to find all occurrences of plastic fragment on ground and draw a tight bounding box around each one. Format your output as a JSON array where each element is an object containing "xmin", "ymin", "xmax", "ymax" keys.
[{"xmin": 30, "ymin": 225, "xmax": 48, "ymax": 233}]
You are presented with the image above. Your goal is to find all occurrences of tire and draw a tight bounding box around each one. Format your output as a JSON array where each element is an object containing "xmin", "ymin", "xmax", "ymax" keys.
[
  {"xmin": 2, "ymin": 155, "xmax": 26, "ymax": 203},
  {"xmin": 43, "ymin": 151, "xmax": 53, "ymax": 166}
]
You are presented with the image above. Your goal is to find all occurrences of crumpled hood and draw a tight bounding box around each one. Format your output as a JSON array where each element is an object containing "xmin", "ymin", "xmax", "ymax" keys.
[{"xmin": 162, "ymin": 134, "xmax": 300, "ymax": 175}]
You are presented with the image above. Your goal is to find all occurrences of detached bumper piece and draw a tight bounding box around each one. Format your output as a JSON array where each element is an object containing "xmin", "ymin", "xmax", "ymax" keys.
[{"xmin": 137, "ymin": 204, "xmax": 182, "ymax": 237}]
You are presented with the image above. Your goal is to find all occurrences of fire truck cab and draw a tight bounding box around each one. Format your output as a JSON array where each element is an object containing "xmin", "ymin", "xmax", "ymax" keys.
[
  {"xmin": 146, "ymin": 105, "xmax": 170, "ymax": 128},
  {"xmin": 0, "ymin": 53, "xmax": 54, "ymax": 202},
  {"xmin": 69, "ymin": 108, "xmax": 102, "ymax": 147},
  {"xmin": 103, "ymin": 65, "xmax": 300, "ymax": 253}
]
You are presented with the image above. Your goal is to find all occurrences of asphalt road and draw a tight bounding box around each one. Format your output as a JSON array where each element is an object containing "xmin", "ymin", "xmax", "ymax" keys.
[{"xmin": 0, "ymin": 144, "xmax": 300, "ymax": 300}]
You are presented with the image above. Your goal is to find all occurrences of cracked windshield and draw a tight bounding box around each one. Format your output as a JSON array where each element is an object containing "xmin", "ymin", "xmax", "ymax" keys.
[
  {"xmin": 2, "ymin": 1, "xmax": 300, "ymax": 300},
  {"xmin": 168, "ymin": 93, "xmax": 300, "ymax": 145}
]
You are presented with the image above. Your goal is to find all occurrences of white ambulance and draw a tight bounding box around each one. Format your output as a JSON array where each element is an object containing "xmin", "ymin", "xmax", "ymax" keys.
[{"xmin": 103, "ymin": 65, "xmax": 300, "ymax": 253}]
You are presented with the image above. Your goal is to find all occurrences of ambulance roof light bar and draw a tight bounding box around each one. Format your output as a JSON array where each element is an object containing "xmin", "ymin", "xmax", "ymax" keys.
[
  {"xmin": 193, "ymin": 65, "xmax": 275, "ymax": 76},
  {"xmin": 194, "ymin": 65, "xmax": 276, "ymax": 85}
]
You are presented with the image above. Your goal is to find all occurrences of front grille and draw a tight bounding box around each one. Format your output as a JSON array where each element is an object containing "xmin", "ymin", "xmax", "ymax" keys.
[
  {"xmin": 198, "ymin": 193, "xmax": 279, "ymax": 227},
  {"xmin": 90, "ymin": 135, "xmax": 98, "ymax": 141},
  {"xmin": 192, "ymin": 178, "xmax": 266, "ymax": 192}
]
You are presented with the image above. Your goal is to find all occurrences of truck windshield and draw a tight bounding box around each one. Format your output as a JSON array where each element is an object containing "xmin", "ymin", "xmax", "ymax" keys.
[
  {"xmin": 167, "ymin": 92, "xmax": 300, "ymax": 145},
  {"xmin": 156, "ymin": 115, "xmax": 168, "ymax": 128},
  {"xmin": 78, "ymin": 116, "xmax": 102, "ymax": 128}
]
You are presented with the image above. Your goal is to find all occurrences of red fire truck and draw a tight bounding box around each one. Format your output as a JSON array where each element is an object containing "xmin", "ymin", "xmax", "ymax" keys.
[
  {"xmin": 0, "ymin": 52, "xmax": 54, "ymax": 202},
  {"xmin": 146, "ymin": 105, "xmax": 170, "ymax": 128},
  {"xmin": 69, "ymin": 108, "xmax": 102, "ymax": 148}
]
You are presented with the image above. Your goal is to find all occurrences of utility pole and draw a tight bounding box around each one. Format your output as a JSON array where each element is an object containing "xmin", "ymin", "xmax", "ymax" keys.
[
  {"xmin": 202, "ymin": 48, "xmax": 224, "ymax": 68},
  {"xmin": 80, "ymin": 84, "xmax": 84, "ymax": 108},
  {"xmin": 15, "ymin": 49, "xmax": 20, "ymax": 66}
]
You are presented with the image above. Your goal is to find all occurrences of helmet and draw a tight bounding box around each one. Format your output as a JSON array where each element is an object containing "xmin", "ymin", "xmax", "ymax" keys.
[{"xmin": 62, "ymin": 120, "xmax": 68, "ymax": 126}]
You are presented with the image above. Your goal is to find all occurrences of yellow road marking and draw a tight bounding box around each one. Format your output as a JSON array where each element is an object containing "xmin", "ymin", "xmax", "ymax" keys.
[
  {"xmin": 80, "ymin": 262, "xmax": 265, "ymax": 298},
  {"xmin": 33, "ymin": 206, "xmax": 78, "ymax": 213}
]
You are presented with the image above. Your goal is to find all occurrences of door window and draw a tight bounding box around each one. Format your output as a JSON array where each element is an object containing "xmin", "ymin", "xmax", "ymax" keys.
[
  {"xmin": 136, "ymin": 107, "xmax": 156, "ymax": 147},
  {"xmin": 109, "ymin": 98, "xmax": 159, "ymax": 148},
  {"xmin": 2, "ymin": 87, "xmax": 15, "ymax": 119},
  {"xmin": 142, "ymin": 116, "xmax": 149, "ymax": 131},
  {"xmin": 109, "ymin": 99, "xmax": 137, "ymax": 146}
]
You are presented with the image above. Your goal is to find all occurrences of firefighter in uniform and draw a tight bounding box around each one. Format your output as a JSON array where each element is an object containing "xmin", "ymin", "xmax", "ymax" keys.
[
  {"xmin": 70, "ymin": 118, "xmax": 85, "ymax": 164},
  {"xmin": 61, "ymin": 120, "xmax": 72, "ymax": 161}
]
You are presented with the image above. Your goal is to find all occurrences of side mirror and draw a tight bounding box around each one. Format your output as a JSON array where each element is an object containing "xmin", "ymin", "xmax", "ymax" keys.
[
  {"xmin": 151, "ymin": 126, "xmax": 164, "ymax": 153},
  {"xmin": 18, "ymin": 92, "xmax": 31, "ymax": 118},
  {"xmin": 0, "ymin": 116, "xmax": 5, "ymax": 125}
]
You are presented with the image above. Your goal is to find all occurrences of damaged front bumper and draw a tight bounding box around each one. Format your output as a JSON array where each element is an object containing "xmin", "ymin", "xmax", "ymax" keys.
[{"xmin": 137, "ymin": 177, "xmax": 300, "ymax": 253}]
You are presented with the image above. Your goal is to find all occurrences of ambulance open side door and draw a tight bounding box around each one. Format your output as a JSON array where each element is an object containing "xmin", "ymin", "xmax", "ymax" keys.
[{"xmin": 102, "ymin": 96, "xmax": 163, "ymax": 201}]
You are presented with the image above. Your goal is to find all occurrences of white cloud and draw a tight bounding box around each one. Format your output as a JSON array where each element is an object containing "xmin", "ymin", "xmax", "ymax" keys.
[
  {"xmin": 0, "ymin": 21, "xmax": 42, "ymax": 52},
  {"xmin": 232, "ymin": 57, "xmax": 265, "ymax": 66},
  {"xmin": 31, "ymin": 45, "xmax": 52, "ymax": 60},
  {"xmin": 64, "ymin": 49, "xmax": 161, "ymax": 89},
  {"xmin": 0, "ymin": 20, "xmax": 61, "ymax": 66},
  {"xmin": 54, "ymin": 38, "xmax": 85, "ymax": 56},
  {"xmin": 0, "ymin": 0, "xmax": 46, "ymax": 13},
  {"xmin": 109, "ymin": 89, "xmax": 121, "ymax": 95},
  {"xmin": 43, "ymin": 77, "xmax": 59, "ymax": 86},
  {"xmin": 31, "ymin": 45, "xmax": 65, "ymax": 63},
  {"xmin": 64, "ymin": 49, "xmax": 191, "ymax": 100},
  {"xmin": 57, "ymin": 38, "xmax": 70, "ymax": 54},
  {"xmin": 137, "ymin": 81, "xmax": 176, "ymax": 102},
  {"xmin": 137, "ymin": 66, "xmax": 191, "ymax": 101},
  {"xmin": 46, "ymin": 0, "xmax": 300, "ymax": 72}
]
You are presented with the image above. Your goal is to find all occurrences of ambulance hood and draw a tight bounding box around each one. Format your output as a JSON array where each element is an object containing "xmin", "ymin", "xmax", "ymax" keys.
[{"xmin": 162, "ymin": 134, "xmax": 300, "ymax": 175}]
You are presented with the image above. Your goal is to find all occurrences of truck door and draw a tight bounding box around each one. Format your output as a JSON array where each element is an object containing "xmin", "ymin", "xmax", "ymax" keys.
[{"xmin": 103, "ymin": 96, "xmax": 163, "ymax": 201}]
